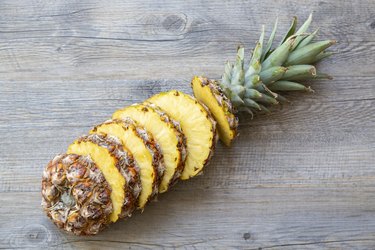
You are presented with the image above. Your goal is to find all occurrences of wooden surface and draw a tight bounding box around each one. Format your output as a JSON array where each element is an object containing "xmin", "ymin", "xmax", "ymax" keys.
[{"xmin": 1, "ymin": 0, "xmax": 375, "ymax": 249}]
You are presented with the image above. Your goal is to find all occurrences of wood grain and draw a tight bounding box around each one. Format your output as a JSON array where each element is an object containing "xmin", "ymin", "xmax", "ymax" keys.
[
  {"xmin": 0, "ymin": 0, "xmax": 374, "ymax": 81},
  {"xmin": 1, "ymin": 0, "xmax": 375, "ymax": 249}
]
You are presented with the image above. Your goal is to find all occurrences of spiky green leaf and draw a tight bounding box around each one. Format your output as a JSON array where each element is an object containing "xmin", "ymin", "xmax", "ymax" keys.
[
  {"xmin": 244, "ymin": 98, "xmax": 261, "ymax": 110},
  {"xmin": 291, "ymin": 13, "xmax": 313, "ymax": 50},
  {"xmin": 313, "ymin": 51, "xmax": 335, "ymax": 63},
  {"xmin": 261, "ymin": 36, "xmax": 296, "ymax": 70},
  {"xmin": 269, "ymin": 80, "xmax": 312, "ymax": 92},
  {"xmin": 285, "ymin": 40, "xmax": 336, "ymax": 65},
  {"xmin": 260, "ymin": 66, "xmax": 288, "ymax": 85},
  {"xmin": 280, "ymin": 16, "xmax": 297, "ymax": 45},
  {"xmin": 281, "ymin": 65, "xmax": 316, "ymax": 81},
  {"xmin": 296, "ymin": 28, "xmax": 319, "ymax": 49},
  {"xmin": 261, "ymin": 18, "xmax": 278, "ymax": 61}
]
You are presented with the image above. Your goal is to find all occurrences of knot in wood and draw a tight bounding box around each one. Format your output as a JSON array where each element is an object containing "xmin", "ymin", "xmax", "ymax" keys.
[
  {"xmin": 8, "ymin": 224, "xmax": 52, "ymax": 248},
  {"xmin": 243, "ymin": 232, "xmax": 251, "ymax": 240},
  {"xmin": 162, "ymin": 14, "xmax": 187, "ymax": 32}
]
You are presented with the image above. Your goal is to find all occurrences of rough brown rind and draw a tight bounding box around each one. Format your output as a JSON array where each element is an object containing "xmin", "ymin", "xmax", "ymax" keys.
[
  {"xmin": 76, "ymin": 134, "xmax": 141, "ymax": 218},
  {"xmin": 198, "ymin": 101, "xmax": 220, "ymax": 170},
  {"xmin": 41, "ymin": 154, "xmax": 112, "ymax": 236}
]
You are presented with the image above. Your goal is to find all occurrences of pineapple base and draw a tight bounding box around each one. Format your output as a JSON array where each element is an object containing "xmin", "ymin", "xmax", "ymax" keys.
[{"xmin": 41, "ymin": 154, "xmax": 113, "ymax": 235}]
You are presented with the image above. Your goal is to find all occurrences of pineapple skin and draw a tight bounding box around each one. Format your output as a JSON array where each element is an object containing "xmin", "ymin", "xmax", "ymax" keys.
[
  {"xmin": 131, "ymin": 119, "xmax": 166, "ymax": 194},
  {"xmin": 41, "ymin": 154, "xmax": 113, "ymax": 236},
  {"xmin": 90, "ymin": 118, "xmax": 164, "ymax": 209},
  {"xmin": 67, "ymin": 134, "xmax": 141, "ymax": 222},
  {"xmin": 192, "ymin": 76, "xmax": 239, "ymax": 146},
  {"xmin": 147, "ymin": 90, "xmax": 218, "ymax": 180},
  {"xmin": 113, "ymin": 104, "xmax": 186, "ymax": 193}
]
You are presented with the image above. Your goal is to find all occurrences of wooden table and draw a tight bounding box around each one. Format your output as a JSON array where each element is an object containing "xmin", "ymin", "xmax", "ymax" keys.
[{"xmin": 1, "ymin": 1, "xmax": 374, "ymax": 249}]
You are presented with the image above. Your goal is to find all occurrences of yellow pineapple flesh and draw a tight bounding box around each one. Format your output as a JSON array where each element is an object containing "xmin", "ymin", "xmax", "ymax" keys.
[
  {"xmin": 191, "ymin": 76, "xmax": 238, "ymax": 146},
  {"xmin": 90, "ymin": 119, "xmax": 159, "ymax": 209},
  {"xmin": 147, "ymin": 91, "xmax": 218, "ymax": 180},
  {"xmin": 67, "ymin": 134, "xmax": 139, "ymax": 222},
  {"xmin": 113, "ymin": 104, "xmax": 185, "ymax": 193}
]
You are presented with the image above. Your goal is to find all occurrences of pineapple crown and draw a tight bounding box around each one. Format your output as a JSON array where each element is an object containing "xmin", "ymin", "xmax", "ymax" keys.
[{"xmin": 219, "ymin": 14, "xmax": 336, "ymax": 114}]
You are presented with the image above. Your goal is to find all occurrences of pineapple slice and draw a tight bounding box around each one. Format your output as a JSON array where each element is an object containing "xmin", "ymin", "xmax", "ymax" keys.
[
  {"xmin": 191, "ymin": 76, "xmax": 239, "ymax": 146},
  {"xmin": 147, "ymin": 90, "xmax": 218, "ymax": 180},
  {"xmin": 113, "ymin": 104, "xmax": 186, "ymax": 193},
  {"xmin": 90, "ymin": 119, "xmax": 164, "ymax": 209},
  {"xmin": 67, "ymin": 134, "xmax": 141, "ymax": 222}
]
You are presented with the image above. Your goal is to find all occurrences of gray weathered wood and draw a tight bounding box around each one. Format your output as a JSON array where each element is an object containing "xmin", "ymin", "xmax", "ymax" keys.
[{"xmin": 1, "ymin": 0, "xmax": 375, "ymax": 249}]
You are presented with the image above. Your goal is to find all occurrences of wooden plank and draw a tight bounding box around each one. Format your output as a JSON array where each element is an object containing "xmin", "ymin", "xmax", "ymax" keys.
[
  {"xmin": 1, "ymin": 0, "xmax": 375, "ymax": 249},
  {"xmin": 0, "ymin": 78, "xmax": 374, "ymax": 192},
  {"xmin": 0, "ymin": 77, "xmax": 374, "ymax": 249},
  {"xmin": 0, "ymin": 0, "xmax": 374, "ymax": 81},
  {"xmin": 2, "ymin": 188, "xmax": 375, "ymax": 249}
]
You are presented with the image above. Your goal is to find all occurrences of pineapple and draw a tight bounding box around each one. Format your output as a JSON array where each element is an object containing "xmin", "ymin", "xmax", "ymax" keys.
[
  {"xmin": 41, "ymin": 154, "xmax": 112, "ymax": 235},
  {"xmin": 147, "ymin": 91, "xmax": 218, "ymax": 180},
  {"xmin": 42, "ymin": 14, "xmax": 334, "ymax": 235},
  {"xmin": 90, "ymin": 118, "xmax": 164, "ymax": 209},
  {"xmin": 67, "ymin": 134, "xmax": 141, "ymax": 222},
  {"xmin": 113, "ymin": 104, "xmax": 186, "ymax": 193},
  {"xmin": 192, "ymin": 14, "xmax": 335, "ymax": 146}
]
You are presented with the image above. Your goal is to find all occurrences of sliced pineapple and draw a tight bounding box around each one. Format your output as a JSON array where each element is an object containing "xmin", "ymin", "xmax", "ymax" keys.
[
  {"xmin": 67, "ymin": 134, "xmax": 141, "ymax": 222},
  {"xmin": 147, "ymin": 90, "xmax": 218, "ymax": 180},
  {"xmin": 113, "ymin": 104, "xmax": 186, "ymax": 193},
  {"xmin": 143, "ymin": 103, "xmax": 187, "ymax": 187},
  {"xmin": 90, "ymin": 119, "xmax": 163, "ymax": 209},
  {"xmin": 191, "ymin": 76, "xmax": 239, "ymax": 146}
]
